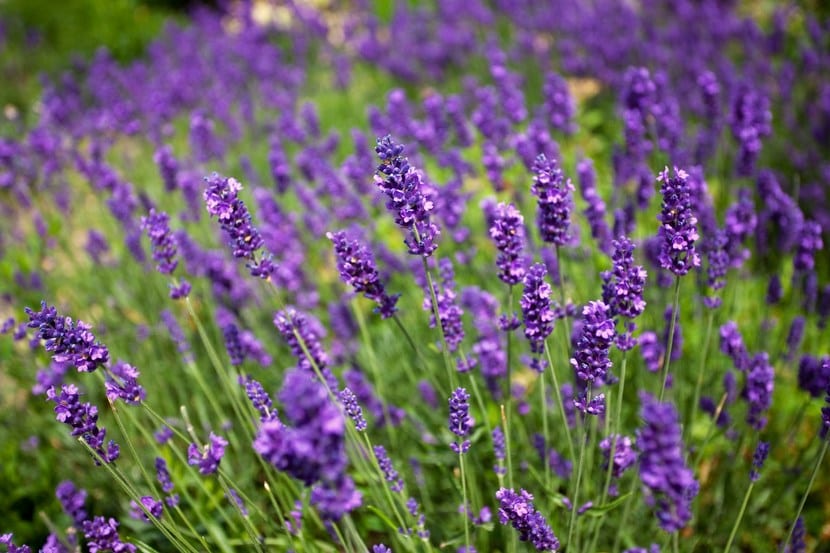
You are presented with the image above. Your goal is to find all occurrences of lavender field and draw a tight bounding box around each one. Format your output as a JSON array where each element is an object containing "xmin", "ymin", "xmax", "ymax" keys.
[{"xmin": 1, "ymin": 1, "xmax": 829, "ymax": 552}]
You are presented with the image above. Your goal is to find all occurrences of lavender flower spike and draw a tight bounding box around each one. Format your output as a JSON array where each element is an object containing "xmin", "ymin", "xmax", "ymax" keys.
[
  {"xmin": 531, "ymin": 154, "xmax": 573, "ymax": 246},
  {"xmin": 26, "ymin": 301, "xmax": 109, "ymax": 373},
  {"xmin": 187, "ymin": 432, "xmax": 228, "ymax": 475},
  {"xmin": 656, "ymin": 167, "xmax": 700, "ymax": 276},
  {"xmin": 449, "ymin": 387, "xmax": 473, "ymax": 454},
  {"xmin": 521, "ymin": 263, "xmax": 555, "ymax": 356},
  {"xmin": 495, "ymin": 487, "xmax": 560, "ymax": 551},
  {"xmin": 637, "ymin": 393, "xmax": 698, "ymax": 532},
  {"xmin": 374, "ymin": 135, "xmax": 440, "ymax": 257},
  {"xmin": 570, "ymin": 301, "xmax": 615, "ymax": 386},
  {"xmin": 328, "ymin": 230, "xmax": 399, "ymax": 318},
  {"xmin": 203, "ymin": 172, "xmax": 275, "ymax": 278},
  {"xmin": 488, "ymin": 202, "xmax": 527, "ymax": 285},
  {"xmin": 141, "ymin": 209, "xmax": 191, "ymax": 299}
]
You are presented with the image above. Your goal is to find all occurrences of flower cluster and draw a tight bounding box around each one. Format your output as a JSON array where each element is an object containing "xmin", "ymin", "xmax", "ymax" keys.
[
  {"xmin": 495, "ymin": 487, "xmax": 559, "ymax": 551},
  {"xmin": 254, "ymin": 369, "xmax": 361, "ymax": 521},
  {"xmin": 373, "ymin": 445, "xmax": 404, "ymax": 492},
  {"xmin": 26, "ymin": 302, "xmax": 109, "ymax": 373},
  {"xmin": 521, "ymin": 263, "xmax": 555, "ymax": 356},
  {"xmin": 340, "ymin": 387, "xmax": 367, "ymax": 431},
  {"xmin": 374, "ymin": 135, "xmax": 440, "ymax": 256},
  {"xmin": 274, "ymin": 307, "xmax": 338, "ymax": 392},
  {"xmin": 531, "ymin": 154, "xmax": 573, "ymax": 246},
  {"xmin": 637, "ymin": 393, "xmax": 698, "ymax": 532},
  {"xmin": 601, "ymin": 237, "xmax": 647, "ymax": 349},
  {"xmin": 141, "ymin": 209, "xmax": 191, "ymax": 299},
  {"xmin": 187, "ymin": 433, "xmax": 228, "ymax": 476},
  {"xmin": 488, "ymin": 202, "xmax": 527, "ymax": 286},
  {"xmin": 570, "ymin": 301, "xmax": 615, "ymax": 410},
  {"xmin": 328, "ymin": 230, "xmax": 399, "ymax": 318},
  {"xmin": 203, "ymin": 172, "xmax": 275, "ymax": 278},
  {"xmin": 47, "ymin": 384, "xmax": 120, "ymax": 464},
  {"xmin": 449, "ymin": 387, "xmax": 473, "ymax": 454},
  {"xmin": 656, "ymin": 167, "xmax": 700, "ymax": 276}
]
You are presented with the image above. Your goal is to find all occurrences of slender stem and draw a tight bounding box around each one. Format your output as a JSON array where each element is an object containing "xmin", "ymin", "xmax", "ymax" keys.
[
  {"xmin": 723, "ymin": 482, "xmax": 754, "ymax": 553},
  {"xmin": 540, "ymin": 370, "xmax": 551, "ymax": 489},
  {"xmin": 459, "ymin": 452, "xmax": 471, "ymax": 553},
  {"xmin": 554, "ymin": 245, "xmax": 572, "ymax": 349},
  {"xmin": 567, "ymin": 386, "xmax": 590, "ymax": 552},
  {"xmin": 505, "ymin": 286, "xmax": 515, "ymax": 489},
  {"xmin": 692, "ymin": 393, "xmax": 729, "ymax": 469},
  {"xmin": 612, "ymin": 478, "xmax": 639, "ymax": 553},
  {"xmin": 543, "ymin": 339, "xmax": 576, "ymax": 461},
  {"xmin": 391, "ymin": 314, "xmax": 425, "ymax": 384},
  {"xmin": 422, "ymin": 256, "xmax": 458, "ymax": 391},
  {"xmin": 781, "ymin": 439, "xmax": 829, "ymax": 551},
  {"xmin": 688, "ymin": 310, "xmax": 715, "ymax": 438},
  {"xmin": 589, "ymin": 352, "xmax": 629, "ymax": 550},
  {"xmin": 659, "ymin": 276, "xmax": 682, "ymax": 402}
]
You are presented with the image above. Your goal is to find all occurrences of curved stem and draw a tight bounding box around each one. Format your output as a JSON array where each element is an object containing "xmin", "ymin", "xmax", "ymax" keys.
[
  {"xmin": 687, "ymin": 310, "xmax": 715, "ymax": 438},
  {"xmin": 780, "ymin": 439, "xmax": 829, "ymax": 551},
  {"xmin": 543, "ymin": 339, "xmax": 576, "ymax": 461},
  {"xmin": 723, "ymin": 481, "xmax": 754, "ymax": 553},
  {"xmin": 659, "ymin": 276, "xmax": 681, "ymax": 402}
]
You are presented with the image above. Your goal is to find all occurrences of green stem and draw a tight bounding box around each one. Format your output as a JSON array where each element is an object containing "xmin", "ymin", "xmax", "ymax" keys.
[
  {"xmin": 781, "ymin": 439, "xmax": 829, "ymax": 551},
  {"xmin": 422, "ymin": 256, "xmax": 458, "ymax": 391},
  {"xmin": 505, "ymin": 285, "xmax": 515, "ymax": 489},
  {"xmin": 589, "ymin": 352, "xmax": 629, "ymax": 550},
  {"xmin": 659, "ymin": 276, "xmax": 681, "ymax": 402},
  {"xmin": 540, "ymin": 371, "xmax": 551, "ymax": 489},
  {"xmin": 543, "ymin": 339, "xmax": 576, "ymax": 462},
  {"xmin": 723, "ymin": 481, "xmax": 754, "ymax": 553},
  {"xmin": 612, "ymin": 478, "xmax": 639, "ymax": 553},
  {"xmin": 687, "ymin": 310, "xmax": 715, "ymax": 438},
  {"xmin": 567, "ymin": 386, "xmax": 590, "ymax": 552},
  {"xmin": 460, "ymin": 452, "xmax": 471, "ymax": 553},
  {"xmin": 554, "ymin": 245, "xmax": 572, "ymax": 351}
]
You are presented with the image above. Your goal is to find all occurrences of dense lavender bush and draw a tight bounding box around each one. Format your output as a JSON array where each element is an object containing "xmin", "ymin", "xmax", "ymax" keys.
[{"xmin": 1, "ymin": 2, "xmax": 829, "ymax": 552}]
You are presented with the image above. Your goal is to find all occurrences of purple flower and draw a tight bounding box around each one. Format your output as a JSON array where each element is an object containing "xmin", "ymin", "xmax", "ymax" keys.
[
  {"xmin": 374, "ymin": 135, "xmax": 440, "ymax": 257},
  {"xmin": 373, "ymin": 445, "xmax": 404, "ymax": 492},
  {"xmin": 577, "ymin": 157, "xmax": 612, "ymax": 254},
  {"xmin": 600, "ymin": 434, "xmax": 637, "ymax": 481},
  {"xmin": 488, "ymin": 202, "xmax": 527, "ymax": 286},
  {"xmin": 340, "ymin": 387, "xmax": 367, "ymax": 431},
  {"xmin": 47, "ymin": 385, "xmax": 119, "ymax": 464},
  {"xmin": 141, "ymin": 209, "xmax": 178, "ymax": 275},
  {"xmin": 274, "ymin": 308, "xmax": 337, "ymax": 392},
  {"xmin": 729, "ymin": 84, "xmax": 771, "ymax": 177},
  {"xmin": 187, "ymin": 432, "xmax": 228, "ymax": 476},
  {"xmin": 56, "ymin": 480, "xmax": 87, "ymax": 525},
  {"xmin": 543, "ymin": 72, "xmax": 576, "ymax": 134},
  {"xmin": 130, "ymin": 496, "xmax": 163, "ymax": 522},
  {"xmin": 422, "ymin": 258, "xmax": 465, "ymax": 353},
  {"xmin": 243, "ymin": 376, "xmax": 276, "ymax": 422},
  {"xmin": 794, "ymin": 221, "xmax": 823, "ymax": 273},
  {"xmin": 495, "ymin": 488, "xmax": 559, "ymax": 551},
  {"xmin": 327, "ymin": 230, "xmax": 399, "ymax": 319},
  {"xmin": 82, "ymin": 516, "xmax": 136, "ymax": 553},
  {"xmin": 531, "ymin": 154, "xmax": 573, "ymax": 246},
  {"xmin": 637, "ymin": 393, "xmax": 697, "ymax": 532},
  {"xmin": 203, "ymin": 173, "xmax": 275, "ymax": 278},
  {"xmin": 785, "ymin": 517, "xmax": 805, "ymax": 553},
  {"xmin": 602, "ymin": 237, "xmax": 647, "ymax": 339},
  {"xmin": 656, "ymin": 167, "xmax": 700, "ymax": 276},
  {"xmin": 0, "ymin": 534, "xmax": 31, "ymax": 553},
  {"xmin": 373, "ymin": 546, "xmax": 392, "ymax": 553},
  {"xmin": 155, "ymin": 457, "xmax": 178, "ymax": 506},
  {"xmin": 520, "ymin": 264, "xmax": 555, "ymax": 356},
  {"xmin": 449, "ymin": 387, "xmax": 473, "ymax": 454},
  {"xmin": 750, "ymin": 441, "xmax": 769, "ymax": 482},
  {"xmin": 26, "ymin": 302, "xmax": 109, "ymax": 373},
  {"xmin": 570, "ymin": 301, "xmax": 615, "ymax": 389},
  {"xmin": 493, "ymin": 427, "xmax": 506, "ymax": 475},
  {"xmin": 153, "ymin": 145, "xmax": 179, "ymax": 192},
  {"xmin": 786, "ymin": 316, "xmax": 805, "ymax": 360},
  {"xmin": 719, "ymin": 322, "xmax": 749, "ymax": 371},
  {"xmin": 745, "ymin": 353, "xmax": 774, "ymax": 430},
  {"xmin": 798, "ymin": 356, "xmax": 830, "ymax": 398},
  {"xmin": 104, "ymin": 361, "xmax": 145, "ymax": 405},
  {"xmin": 255, "ymin": 369, "xmax": 360, "ymax": 520}
]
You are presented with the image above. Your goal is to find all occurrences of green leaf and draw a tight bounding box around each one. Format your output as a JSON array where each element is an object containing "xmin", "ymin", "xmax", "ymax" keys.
[{"xmin": 581, "ymin": 493, "xmax": 632, "ymax": 517}]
